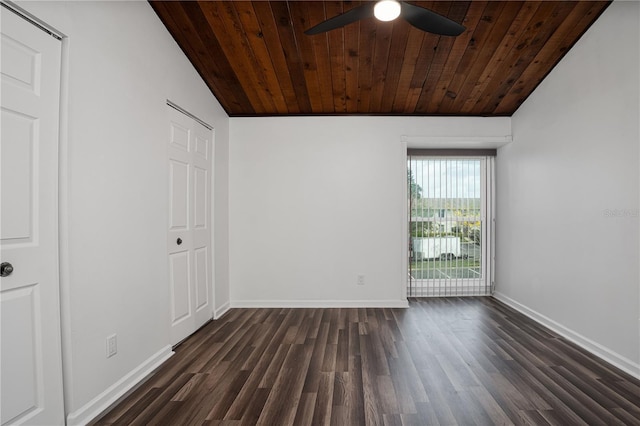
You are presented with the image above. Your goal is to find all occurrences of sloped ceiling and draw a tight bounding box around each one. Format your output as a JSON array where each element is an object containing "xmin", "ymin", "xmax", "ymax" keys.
[{"xmin": 150, "ymin": 1, "xmax": 609, "ymax": 116}]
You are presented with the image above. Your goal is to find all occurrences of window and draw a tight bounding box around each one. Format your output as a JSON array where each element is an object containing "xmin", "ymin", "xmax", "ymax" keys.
[{"xmin": 407, "ymin": 156, "xmax": 494, "ymax": 297}]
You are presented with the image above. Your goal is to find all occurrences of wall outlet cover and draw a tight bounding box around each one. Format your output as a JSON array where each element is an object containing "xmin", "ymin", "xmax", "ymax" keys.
[{"xmin": 106, "ymin": 334, "xmax": 117, "ymax": 358}]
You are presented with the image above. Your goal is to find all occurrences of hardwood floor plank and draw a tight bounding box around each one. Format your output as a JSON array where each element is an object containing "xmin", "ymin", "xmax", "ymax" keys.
[
  {"xmin": 172, "ymin": 373, "xmax": 208, "ymax": 402},
  {"xmin": 376, "ymin": 375, "xmax": 400, "ymax": 416},
  {"xmin": 390, "ymin": 341, "xmax": 428, "ymax": 405},
  {"xmin": 552, "ymin": 365, "xmax": 620, "ymax": 410},
  {"xmin": 302, "ymin": 321, "xmax": 330, "ymax": 393},
  {"xmin": 205, "ymin": 370, "xmax": 252, "ymax": 421},
  {"xmin": 335, "ymin": 328, "xmax": 349, "ymax": 373},
  {"xmin": 418, "ymin": 385, "xmax": 458, "ymax": 425},
  {"xmin": 518, "ymin": 409, "xmax": 552, "ymax": 426},
  {"xmin": 256, "ymin": 343, "xmax": 290, "ymax": 389},
  {"xmin": 93, "ymin": 298, "xmax": 640, "ymax": 426},
  {"xmin": 442, "ymin": 389, "xmax": 479, "ymax": 425},
  {"xmin": 99, "ymin": 388, "xmax": 162, "ymax": 425},
  {"xmin": 145, "ymin": 401, "xmax": 185, "ymax": 426},
  {"xmin": 469, "ymin": 386, "xmax": 513, "ymax": 426},
  {"xmin": 550, "ymin": 336, "xmax": 635, "ymax": 383},
  {"xmin": 611, "ymin": 407, "xmax": 640, "ymax": 425},
  {"xmin": 163, "ymin": 363, "xmax": 233, "ymax": 425},
  {"xmin": 598, "ymin": 377, "xmax": 640, "ymax": 408},
  {"xmin": 347, "ymin": 353, "xmax": 366, "ymax": 425},
  {"xmin": 499, "ymin": 362, "xmax": 554, "ymax": 411},
  {"xmin": 122, "ymin": 372, "xmax": 194, "ymax": 425},
  {"xmin": 539, "ymin": 366, "xmax": 625, "ymax": 425},
  {"xmin": 238, "ymin": 387, "xmax": 270, "ymax": 426},
  {"xmin": 448, "ymin": 342, "xmax": 526, "ymax": 421},
  {"xmin": 537, "ymin": 407, "xmax": 590, "ymax": 426},
  {"xmin": 256, "ymin": 344, "xmax": 314, "ymax": 425},
  {"xmin": 326, "ymin": 309, "xmax": 340, "ymax": 345},
  {"xmin": 457, "ymin": 389, "xmax": 496, "ymax": 425},
  {"xmin": 331, "ymin": 371, "xmax": 348, "ymax": 408},
  {"xmin": 229, "ymin": 312, "xmax": 295, "ymax": 406},
  {"xmin": 202, "ymin": 420, "xmax": 240, "ymax": 426},
  {"xmin": 292, "ymin": 392, "xmax": 317, "ymax": 426},
  {"xmin": 311, "ymin": 372, "xmax": 335, "ymax": 426},
  {"xmin": 320, "ymin": 343, "xmax": 337, "ymax": 373},
  {"xmin": 359, "ymin": 333, "xmax": 384, "ymax": 426},
  {"xmin": 387, "ymin": 358, "xmax": 418, "ymax": 414},
  {"xmin": 413, "ymin": 401, "xmax": 441, "ymax": 426},
  {"xmin": 382, "ymin": 413, "xmax": 403, "ymax": 426},
  {"xmin": 368, "ymin": 328, "xmax": 391, "ymax": 376}
]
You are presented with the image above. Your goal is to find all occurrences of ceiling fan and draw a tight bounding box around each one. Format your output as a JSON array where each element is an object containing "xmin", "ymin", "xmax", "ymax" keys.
[{"xmin": 304, "ymin": 0, "xmax": 466, "ymax": 36}]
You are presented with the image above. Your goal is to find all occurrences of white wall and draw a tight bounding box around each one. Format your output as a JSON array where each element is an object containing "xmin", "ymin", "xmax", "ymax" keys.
[
  {"xmin": 16, "ymin": 1, "xmax": 230, "ymax": 423},
  {"xmin": 495, "ymin": 1, "xmax": 640, "ymax": 377},
  {"xmin": 230, "ymin": 116, "xmax": 510, "ymax": 306}
]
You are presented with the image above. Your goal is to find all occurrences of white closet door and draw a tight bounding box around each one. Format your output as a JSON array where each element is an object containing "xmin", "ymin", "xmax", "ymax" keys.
[
  {"xmin": 1, "ymin": 8, "xmax": 65, "ymax": 425},
  {"xmin": 167, "ymin": 105, "xmax": 212, "ymax": 346}
]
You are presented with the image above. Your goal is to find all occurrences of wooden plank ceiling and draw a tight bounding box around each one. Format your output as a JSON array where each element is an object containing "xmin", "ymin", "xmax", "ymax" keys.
[{"xmin": 150, "ymin": 1, "xmax": 609, "ymax": 117}]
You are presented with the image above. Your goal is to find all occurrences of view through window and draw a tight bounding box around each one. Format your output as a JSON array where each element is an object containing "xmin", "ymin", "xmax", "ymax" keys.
[{"xmin": 408, "ymin": 157, "xmax": 492, "ymax": 297}]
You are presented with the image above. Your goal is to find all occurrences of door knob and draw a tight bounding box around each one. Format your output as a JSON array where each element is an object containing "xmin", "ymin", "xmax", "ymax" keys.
[
  {"xmin": 176, "ymin": 238, "xmax": 183, "ymax": 245},
  {"xmin": 1, "ymin": 262, "xmax": 14, "ymax": 277}
]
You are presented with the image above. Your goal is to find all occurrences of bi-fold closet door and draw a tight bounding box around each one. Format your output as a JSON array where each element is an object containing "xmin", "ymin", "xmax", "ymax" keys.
[{"xmin": 167, "ymin": 105, "xmax": 213, "ymax": 346}]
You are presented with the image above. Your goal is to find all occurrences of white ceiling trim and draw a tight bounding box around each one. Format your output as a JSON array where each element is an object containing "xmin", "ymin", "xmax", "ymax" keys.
[{"xmin": 402, "ymin": 135, "xmax": 512, "ymax": 149}]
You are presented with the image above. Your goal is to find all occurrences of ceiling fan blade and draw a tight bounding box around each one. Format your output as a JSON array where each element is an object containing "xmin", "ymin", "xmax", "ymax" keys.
[
  {"xmin": 400, "ymin": 2, "xmax": 465, "ymax": 36},
  {"xmin": 304, "ymin": 2, "xmax": 375, "ymax": 35}
]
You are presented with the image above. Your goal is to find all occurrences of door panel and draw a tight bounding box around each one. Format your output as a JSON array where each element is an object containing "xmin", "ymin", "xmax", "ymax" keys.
[
  {"xmin": 1, "ymin": 286, "xmax": 39, "ymax": 423},
  {"xmin": 169, "ymin": 251, "xmax": 191, "ymax": 323},
  {"xmin": 1, "ymin": 8, "xmax": 65, "ymax": 425},
  {"xmin": 194, "ymin": 247, "xmax": 208, "ymax": 311},
  {"xmin": 1, "ymin": 30, "xmax": 41, "ymax": 94},
  {"xmin": 167, "ymin": 106, "xmax": 212, "ymax": 345},
  {"xmin": 0, "ymin": 110, "xmax": 34, "ymax": 241},
  {"xmin": 193, "ymin": 167, "xmax": 207, "ymax": 228},
  {"xmin": 169, "ymin": 120, "xmax": 190, "ymax": 151},
  {"xmin": 190, "ymin": 121, "xmax": 211, "ymax": 327},
  {"xmin": 168, "ymin": 110, "xmax": 193, "ymax": 344},
  {"xmin": 169, "ymin": 159, "xmax": 189, "ymax": 230},
  {"xmin": 194, "ymin": 134, "xmax": 208, "ymax": 159}
]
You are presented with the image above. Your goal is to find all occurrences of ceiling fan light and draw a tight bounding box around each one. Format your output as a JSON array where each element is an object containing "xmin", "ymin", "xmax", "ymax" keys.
[{"xmin": 374, "ymin": 0, "xmax": 401, "ymax": 22}]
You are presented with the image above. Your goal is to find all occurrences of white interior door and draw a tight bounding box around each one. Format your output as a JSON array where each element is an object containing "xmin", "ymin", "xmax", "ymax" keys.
[
  {"xmin": 1, "ymin": 7, "xmax": 65, "ymax": 425},
  {"xmin": 167, "ymin": 105, "xmax": 213, "ymax": 346}
]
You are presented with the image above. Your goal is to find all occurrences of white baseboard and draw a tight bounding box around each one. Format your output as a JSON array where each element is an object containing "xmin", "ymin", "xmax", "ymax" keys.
[
  {"xmin": 66, "ymin": 345, "xmax": 174, "ymax": 426},
  {"xmin": 214, "ymin": 300, "xmax": 231, "ymax": 319},
  {"xmin": 493, "ymin": 292, "xmax": 640, "ymax": 380},
  {"xmin": 230, "ymin": 299, "xmax": 409, "ymax": 309}
]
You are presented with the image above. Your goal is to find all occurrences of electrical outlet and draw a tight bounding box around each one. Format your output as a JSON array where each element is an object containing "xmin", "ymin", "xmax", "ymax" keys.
[
  {"xmin": 106, "ymin": 334, "xmax": 117, "ymax": 358},
  {"xmin": 357, "ymin": 274, "xmax": 365, "ymax": 286}
]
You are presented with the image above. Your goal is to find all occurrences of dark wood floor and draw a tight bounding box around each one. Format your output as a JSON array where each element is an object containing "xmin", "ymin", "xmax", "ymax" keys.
[{"xmin": 93, "ymin": 297, "xmax": 640, "ymax": 425}]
